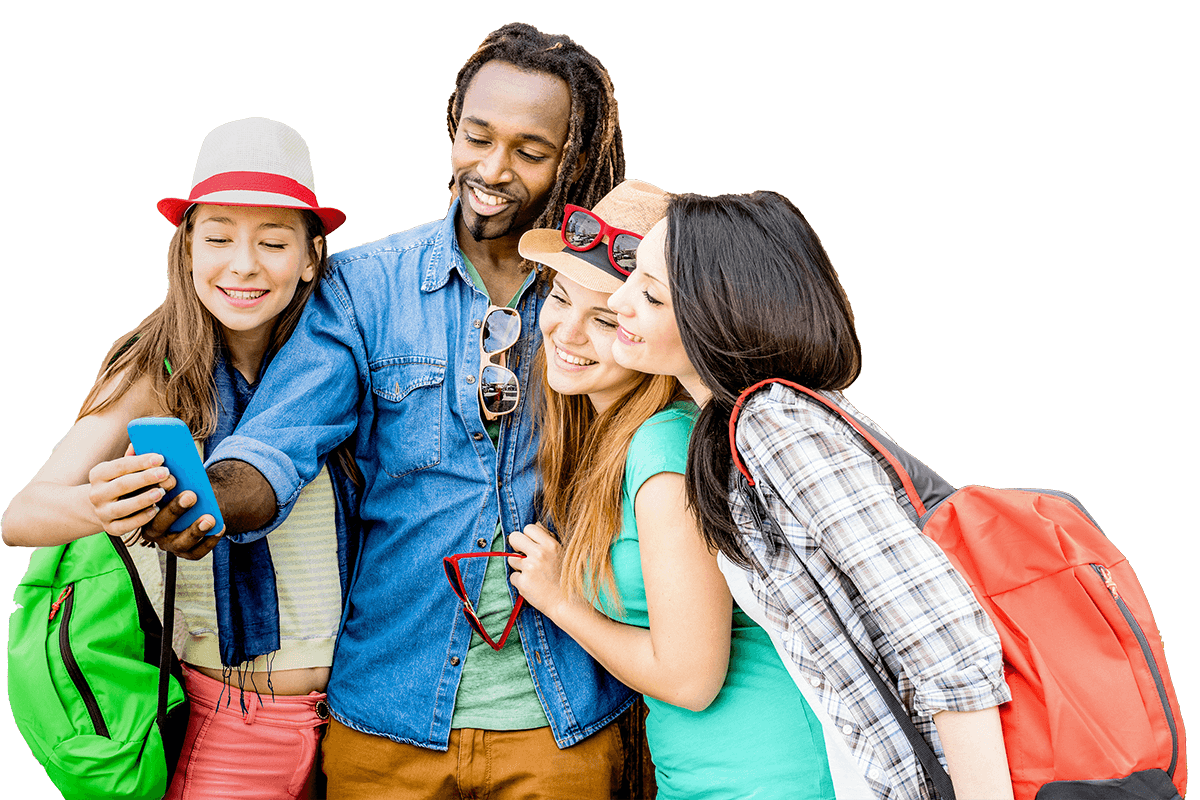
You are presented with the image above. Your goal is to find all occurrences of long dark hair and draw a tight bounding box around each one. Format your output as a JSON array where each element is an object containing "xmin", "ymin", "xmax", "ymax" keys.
[
  {"xmin": 447, "ymin": 22, "xmax": 625, "ymax": 231},
  {"xmin": 667, "ymin": 191, "xmax": 862, "ymax": 566}
]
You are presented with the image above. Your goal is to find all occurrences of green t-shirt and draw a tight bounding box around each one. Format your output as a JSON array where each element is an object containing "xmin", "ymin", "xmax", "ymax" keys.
[
  {"xmin": 450, "ymin": 252, "xmax": 548, "ymax": 731},
  {"xmin": 602, "ymin": 403, "xmax": 836, "ymax": 799}
]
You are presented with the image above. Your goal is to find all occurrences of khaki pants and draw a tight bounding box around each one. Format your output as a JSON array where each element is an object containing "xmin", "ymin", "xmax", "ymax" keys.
[{"xmin": 322, "ymin": 719, "xmax": 624, "ymax": 799}]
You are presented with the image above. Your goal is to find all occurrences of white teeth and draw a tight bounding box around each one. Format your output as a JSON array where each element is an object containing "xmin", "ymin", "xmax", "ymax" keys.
[
  {"xmin": 224, "ymin": 288, "xmax": 267, "ymax": 300},
  {"xmin": 621, "ymin": 327, "xmax": 645, "ymax": 343},
  {"xmin": 471, "ymin": 187, "xmax": 508, "ymax": 206},
  {"xmin": 555, "ymin": 346, "xmax": 596, "ymax": 366}
]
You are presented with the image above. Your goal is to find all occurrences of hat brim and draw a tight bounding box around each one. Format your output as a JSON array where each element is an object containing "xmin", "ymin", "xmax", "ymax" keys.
[
  {"xmin": 519, "ymin": 229, "xmax": 626, "ymax": 295},
  {"xmin": 157, "ymin": 196, "xmax": 346, "ymax": 235}
]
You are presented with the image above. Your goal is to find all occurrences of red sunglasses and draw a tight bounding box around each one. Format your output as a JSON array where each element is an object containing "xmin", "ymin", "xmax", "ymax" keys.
[
  {"xmin": 559, "ymin": 204, "xmax": 642, "ymax": 275},
  {"xmin": 442, "ymin": 552, "xmax": 525, "ymax": 651}
]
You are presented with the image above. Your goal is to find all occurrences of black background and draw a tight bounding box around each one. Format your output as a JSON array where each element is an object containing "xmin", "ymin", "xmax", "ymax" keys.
[{"xmin": 4, "ymin": 17, "xmax": 1180, "ymax": 796}]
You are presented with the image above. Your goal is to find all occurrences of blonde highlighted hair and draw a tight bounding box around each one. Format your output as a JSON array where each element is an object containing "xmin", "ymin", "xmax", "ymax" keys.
[{"xmin": 534, "ymin": 345, "xmax": 679, "ymax": 615}]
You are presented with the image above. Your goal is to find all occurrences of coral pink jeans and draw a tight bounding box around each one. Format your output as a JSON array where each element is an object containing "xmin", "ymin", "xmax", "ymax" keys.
[{"xmin": 165, "ymin": 666, "xmax": 329, "ymax": 800}]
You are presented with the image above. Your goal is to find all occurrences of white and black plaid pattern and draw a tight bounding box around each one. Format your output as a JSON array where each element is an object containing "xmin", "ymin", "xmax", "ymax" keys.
[{"xmin": 728, "ymin": 384, "xmax": 1010, "ymax": 800}]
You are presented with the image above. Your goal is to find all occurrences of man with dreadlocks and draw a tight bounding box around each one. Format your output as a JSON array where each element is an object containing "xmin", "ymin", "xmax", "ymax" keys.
[{"xmin": 143, "ymin": 21, "xmax": 633, "ymax": 800}]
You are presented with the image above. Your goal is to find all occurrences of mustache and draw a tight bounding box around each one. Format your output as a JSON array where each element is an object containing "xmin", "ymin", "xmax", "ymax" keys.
[{"xmin": 458, "ymin": 175, "xmax": 520, "ymax": 204}]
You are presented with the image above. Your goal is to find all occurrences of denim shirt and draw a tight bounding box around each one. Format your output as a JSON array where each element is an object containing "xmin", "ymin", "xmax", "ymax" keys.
[{"xmin": 207, "ymin": 203, "xmax": 634, "ymax": 749}]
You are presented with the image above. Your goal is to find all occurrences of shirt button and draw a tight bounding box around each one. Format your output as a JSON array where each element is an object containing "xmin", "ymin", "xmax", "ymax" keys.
[
  {"xmin": 473, "ymin": 432, "xmax": 484, "ymax": 441},
  {"xmin": 473, "ymin": 319, "xmax": 483, "ymax": 328},
  {"xmin": 466, "ymin": 374, "xmax": 476, "ymax": 384},
  {"xmin": 841, "ymin": 723, "xmax": 854, "ymax": 735},
  {"xmin": 477, "ymin": 538, "xmax": 488, "ymax": 548},
  {"xmin": 449, "ymin": 656, "xmax": 460, "ymax": 666},
  {"xmin": 809, "ymin": 676, "xmax": 821, "ymax": 687}
]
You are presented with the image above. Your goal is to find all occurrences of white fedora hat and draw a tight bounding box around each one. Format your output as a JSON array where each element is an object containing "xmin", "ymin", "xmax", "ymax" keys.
[{"xmin": 157, "ymin": 117, "xmax": 345, "ymax": 234}]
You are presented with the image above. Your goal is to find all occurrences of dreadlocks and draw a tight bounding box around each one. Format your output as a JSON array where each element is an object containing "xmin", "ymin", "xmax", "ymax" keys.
[{"xmin": 447, "ymin": 22, "xmax": 625, "ymax": 232}]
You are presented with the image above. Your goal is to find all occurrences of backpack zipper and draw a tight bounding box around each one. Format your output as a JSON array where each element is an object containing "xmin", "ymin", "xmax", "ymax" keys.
[
  {"xmin": 1091, "ymin": 564, "xmax": 1177, "ymax": 778},
  {"xmin": 52, "ymin": 584, "xmax": 110, "ymax": 738}
]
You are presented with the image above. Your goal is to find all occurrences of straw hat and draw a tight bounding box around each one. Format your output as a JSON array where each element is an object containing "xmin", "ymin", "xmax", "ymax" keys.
[
  {"xmin": 519, "ymin": 179, "xmax": 668, "ymax": 294},
  {"xmin": 157, "ymin": 117, "xmax": 346, "ymax": 234}
]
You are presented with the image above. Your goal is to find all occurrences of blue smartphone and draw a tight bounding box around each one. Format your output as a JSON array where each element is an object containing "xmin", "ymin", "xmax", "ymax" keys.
[{"xmin": 127, "ymin": 416, "xmax": 224, "ymax": 535}]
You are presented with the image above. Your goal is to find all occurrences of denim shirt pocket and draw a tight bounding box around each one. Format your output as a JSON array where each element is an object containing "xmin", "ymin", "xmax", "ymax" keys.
[{"xmin": 369, "ymin": 356, "xmax": 446, "ymax": 478}]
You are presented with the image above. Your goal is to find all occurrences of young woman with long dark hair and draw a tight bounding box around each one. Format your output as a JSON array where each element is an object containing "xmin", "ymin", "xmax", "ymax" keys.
[{"xmin": 606, "ymin": 190, "xmax": 1015, "ymax": 800}]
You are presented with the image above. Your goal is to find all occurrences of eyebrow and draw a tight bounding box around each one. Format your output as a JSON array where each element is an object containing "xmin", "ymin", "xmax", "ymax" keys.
[
  {"xmin": 640, "ymin": 269, "xmax": 667, "ymax": 288},
  {"xmin": 552, "ymin": 279, "xmax": 616, "ymax": 314},
  {"xmin": 197, "ymin": 215, "xmax": 297, "ymax": 232},
  {"xmin": 462, "ymin": 116, "xmax": 560, "ymax": 150}
]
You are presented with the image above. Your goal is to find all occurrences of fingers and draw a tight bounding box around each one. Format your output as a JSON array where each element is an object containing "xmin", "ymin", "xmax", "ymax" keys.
[
  {"xmin": 141, "ymin": 491, "xmax": 225, "ymax": 560},
  {"xmin": 510, "ymin": 523, "xmax": 558, "ymax": 554},
  {"xmin": 89, "ymin": 456, "xmax": 174, "ymax": 536}
]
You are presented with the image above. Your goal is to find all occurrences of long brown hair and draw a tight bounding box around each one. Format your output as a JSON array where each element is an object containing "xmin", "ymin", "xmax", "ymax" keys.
[
  {"xmin": 534, "ymin": 344, "xmax": 679, "ymax": 614},
  {"xmin": 78, "ymin": 207, "xmax": 360, "ymax": 483}
]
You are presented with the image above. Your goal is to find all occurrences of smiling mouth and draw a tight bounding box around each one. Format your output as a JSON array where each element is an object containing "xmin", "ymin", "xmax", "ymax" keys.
[
  {"xmin": 617, "ymin": 325, "xmax": 645, "ymax": 344},
  {"xmin": 220, "ymin": 287, "xmax": 268, "ymax": 300},
  {"xmin": 471, "ymin": 186, "xmax": 512, "ymax": 207},
  {"xmin": 555, "ymin": 346, "xmax": 597, "ymax": 366}
]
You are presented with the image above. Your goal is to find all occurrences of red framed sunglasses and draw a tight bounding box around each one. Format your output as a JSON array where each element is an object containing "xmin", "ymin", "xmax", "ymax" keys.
[
  {"xmin": 442, "ymin": 552, "xmax": 525, "ymax": 651},
  {"xmin": 559, "ymin": 204, "xmax": 643, "ymax": 275}
]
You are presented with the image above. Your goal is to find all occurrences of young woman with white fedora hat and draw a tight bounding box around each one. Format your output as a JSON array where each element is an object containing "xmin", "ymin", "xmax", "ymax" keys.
[
  {"xmin": 504, "ymin": 179, "xmax": 835, "ymax": 799},
  {"xmin": 3, "ymin": 117, "xmax": 357, "ymax": 799}
]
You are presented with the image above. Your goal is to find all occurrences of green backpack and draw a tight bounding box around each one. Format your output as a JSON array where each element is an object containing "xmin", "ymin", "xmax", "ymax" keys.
[{"xmin": 8, "ymin": 532, "xmax": 188, "ymax": 799}]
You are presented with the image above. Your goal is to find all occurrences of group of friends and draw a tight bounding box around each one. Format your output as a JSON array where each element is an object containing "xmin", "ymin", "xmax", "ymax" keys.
[{"xmin": 2, "ymin": 22, "xmax": 1015, "ymax": 800}]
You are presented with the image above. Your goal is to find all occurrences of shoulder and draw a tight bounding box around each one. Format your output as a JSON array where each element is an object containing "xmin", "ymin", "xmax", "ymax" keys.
[
  {"xmin": 624, "ymin": 403, "xmax": 698, "ymax": 489},
  {"xmin": 630, "ymin": 402, "xmax": 699, "ymax": 453},
  {"xmin": 735, "ymin": 384, "xmax": 874, "ymax": 475},
  {"xmin": 328, "ymin": 219, "xmax": 446, "ymax": 268},
  {"xmin": 320, "ymin": 214, "xmax": 463, "ymax": 322},
  {"xmin": 91, "ymin": 366, "xmax": 167, "ymax": 420}
]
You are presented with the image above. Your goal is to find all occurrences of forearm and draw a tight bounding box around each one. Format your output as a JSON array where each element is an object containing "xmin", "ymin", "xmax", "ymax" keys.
[
  {"xmin": 543, "ymin": 596, "xmax": 724, "ymax": 711},
  {"xmin": 208, "ymin": 459, "xmax": 276, "ymax": 535},
  {"xmin": 2, "ymin": 482, "xmax": 106, "ymax": 546},
  {"xmin": 933, "ymin": 706, "xmax": 1013, "ymax": 800}
]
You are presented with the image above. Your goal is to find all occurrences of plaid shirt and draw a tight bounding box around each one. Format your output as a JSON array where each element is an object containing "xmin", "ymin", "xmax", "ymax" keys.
[{"xmin": 726, "ymin": 384, "xmax": 1010, "ymax": 800}]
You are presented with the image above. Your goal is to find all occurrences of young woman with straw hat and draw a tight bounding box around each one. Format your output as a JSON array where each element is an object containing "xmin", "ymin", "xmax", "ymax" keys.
[{"xmin": 506, "ymin": 179, "xmax": 835, "ymax": 799}]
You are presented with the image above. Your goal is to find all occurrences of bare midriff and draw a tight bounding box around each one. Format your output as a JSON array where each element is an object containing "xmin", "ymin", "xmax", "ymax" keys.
[{"xmin": 190, "ymin": 663, "xmax": 331, "ymax": 696}]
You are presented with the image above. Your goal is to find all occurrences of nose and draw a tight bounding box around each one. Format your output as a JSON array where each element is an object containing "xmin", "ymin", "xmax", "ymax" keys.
[
  {"xmin": 607, "ymin": 281, "xmax": 631, "ymax": 316},
  {"xmin": 229, "ymin": 240, "xmax": 260, "ymax": 277},
  {"xmin": 476, "ymin": 146, "xmax": 513, "ymax": 185},
  {"xmin": 556, "ymin": 312, "xmax": 589, "ymax": 345}
]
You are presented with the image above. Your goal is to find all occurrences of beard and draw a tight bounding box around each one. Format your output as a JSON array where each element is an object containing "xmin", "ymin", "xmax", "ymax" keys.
[
  {"xmin": 464, "ymin": 207, "xmax": 520, "ymax": 242},
  {"xmin": 455, "ymin": 175, "xmax": 536, "ymax": 242}
]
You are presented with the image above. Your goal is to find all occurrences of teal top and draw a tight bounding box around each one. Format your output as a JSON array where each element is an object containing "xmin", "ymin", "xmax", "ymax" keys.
[{"xmin": 602, "ymin": 404, "xmax": 835, "ymax": 800}]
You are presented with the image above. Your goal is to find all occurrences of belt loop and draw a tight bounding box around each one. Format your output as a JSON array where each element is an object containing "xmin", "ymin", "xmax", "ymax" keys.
[{"xmin": 241, "ymin": 689, "xmax": 260, "ymax": 725}]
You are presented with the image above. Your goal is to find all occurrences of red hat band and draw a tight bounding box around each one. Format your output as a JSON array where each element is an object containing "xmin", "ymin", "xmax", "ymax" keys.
[{"xmin": 189, "ymin": 171, "xmax": 319, "ymax": 208}]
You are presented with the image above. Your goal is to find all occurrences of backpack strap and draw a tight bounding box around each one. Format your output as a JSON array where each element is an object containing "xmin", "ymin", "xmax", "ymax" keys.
[
  {"xmin": 730, "ymin": 377, "xmax": 957, "ymax": 799},
  {"xmin": 157, "ymin": 553, "xmax": 177, "ymax": 731},
  {"xmin": 731, "ymin": 378, "xmax": 958, "ymax": 517}
]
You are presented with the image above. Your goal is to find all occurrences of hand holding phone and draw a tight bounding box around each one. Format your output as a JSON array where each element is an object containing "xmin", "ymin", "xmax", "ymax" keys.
[{"xmin": 127, "ymin": 417, "xmax": 224, "ymax": 535}]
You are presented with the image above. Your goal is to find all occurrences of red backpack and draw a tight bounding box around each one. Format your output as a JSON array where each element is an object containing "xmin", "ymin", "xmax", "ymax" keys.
[{"xmin": 730, "ymin": 379, "xmax": 1187, "ymax": 800}]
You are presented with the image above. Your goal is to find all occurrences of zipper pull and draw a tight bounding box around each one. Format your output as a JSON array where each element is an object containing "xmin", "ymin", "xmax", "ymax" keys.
[
  {"xmin": 1098, "ymin": 565, "xmax": 1120, "ymax": 600},
  {"xmin": 49, "ymin": 585, "xmax": 73, "ymax": 621}
]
